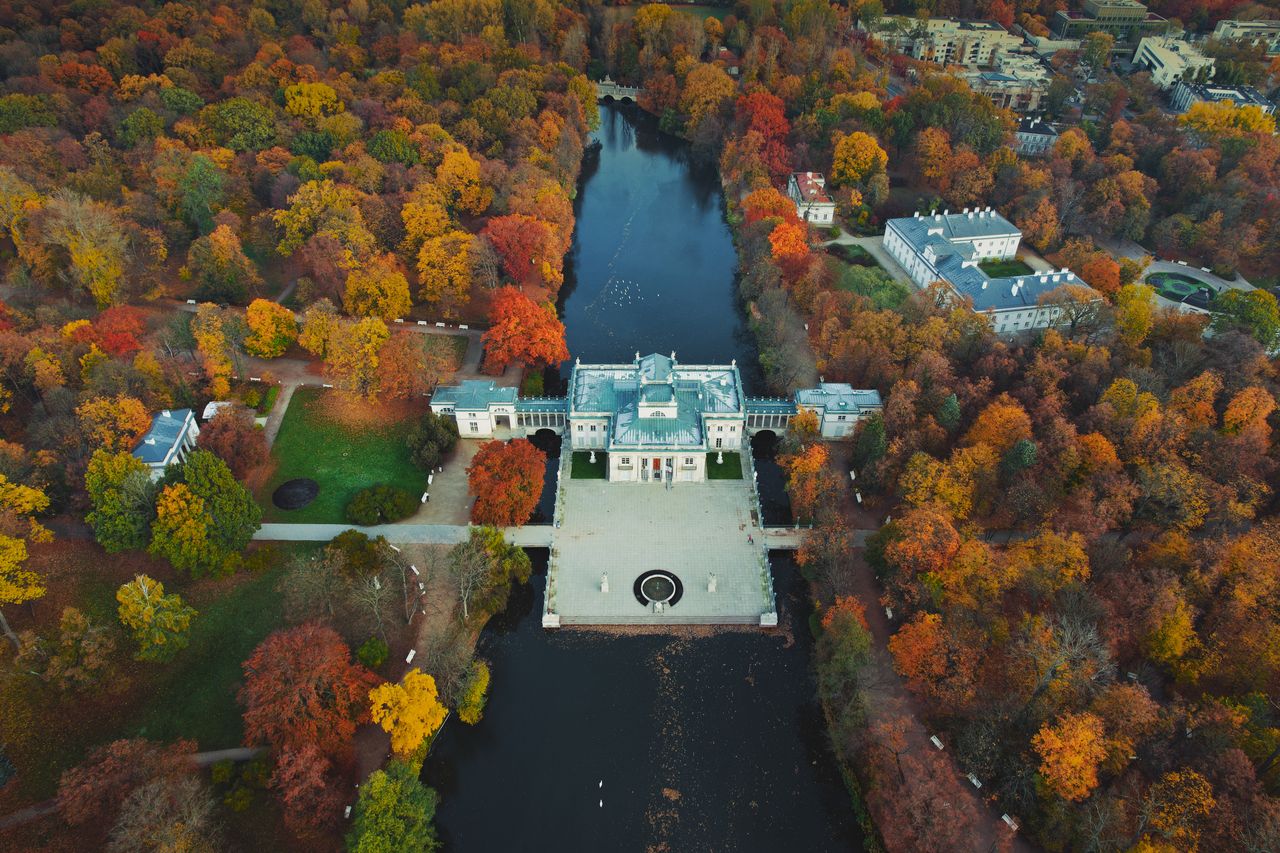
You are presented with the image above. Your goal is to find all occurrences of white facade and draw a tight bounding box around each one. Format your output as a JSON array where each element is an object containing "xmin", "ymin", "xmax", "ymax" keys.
[
  {"xmin": 896, "ymin": 18, "xmax": 1024, "ymax": 67},
  {"xmin": 1170, "ymin": 81, "xmax": 1277, "ymax": 114},
  {"xmin": 884, "ymin": 209, "xmax": 1096, "ymax": 334},
  {"xmin": 1213, "ymin": 19, "xmax": 1280, "ymax": 55},
  {"xmin": 1134, "ymin": 37, "xmax": 1214, "ymax": 89},
  {"xmin": 1015, "ymin": 118, "xmax": 1059, "ymax": 156},
  {"xmin": 787, "ymin": 172, "xmax": 836, "ymax": 225},
  {"xmin": 132, "ymin": 409, "xmax": 201, "ymax": 481}
]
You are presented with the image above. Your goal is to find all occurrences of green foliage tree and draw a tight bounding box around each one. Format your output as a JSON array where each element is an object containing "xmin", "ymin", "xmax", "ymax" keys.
[
  {"xmin": 367, "ymin": 130, "xmax": 419, "ymax": 165},
  {"xmin": 456, "ymin": 659, "xmax": 490, "ymax": 724},
  {"xmin": 149, "ymin": 451, "xmax": 261, "ymax": 577},
  {"xmin": 346, "ymin": 760, "xmax": 439, "ymax": 853},
  {"xmin": 204, "ymin": 97, "xmax": 277, "ymax": 151},
  {"xmin": 406, "ymin": 411, "xmax": 459, "ymax": 471},
  {"xmin": 116, "ymin": 574, "xmax": 196, "ymax": 662},
  {"xmin": 346, "ymin": 486, "xmax": 418, "ymax": 526},
  {"xmin": 1211, "ymin": 289, "xmax": 1280, "ymax": 350},
  {"xmin": 178, "ymin": 154, "xmax": 226, "ymax": 235},
  {"xmin": 85, "ymin": 449, "xmax": 156, "ymax": 553},
  {"xmin": 119, "ymin": 108, "xmax": 163, "ymax": 148},
  {"xmin": 448, "ymin": 526, "xmax": 532, "ymax": 622}
]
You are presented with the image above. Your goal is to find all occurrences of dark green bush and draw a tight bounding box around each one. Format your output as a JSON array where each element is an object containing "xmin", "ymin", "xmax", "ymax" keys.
[
  {"xmin": 346, "ymin": 485, "xmax": 418, "ymax": 526},
  {"xmin": 406, "ymin": 411, "xmax": 459, "ymax": 471},
  {"xmin": 357, "ymin": 636, "xmax": 389, "ymax": 669}
]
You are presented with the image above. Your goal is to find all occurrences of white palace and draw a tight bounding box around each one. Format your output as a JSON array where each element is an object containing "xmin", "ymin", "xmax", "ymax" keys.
[{"xmin": 431, "ymin": 353, "xmax": 882, "ymax": 484}]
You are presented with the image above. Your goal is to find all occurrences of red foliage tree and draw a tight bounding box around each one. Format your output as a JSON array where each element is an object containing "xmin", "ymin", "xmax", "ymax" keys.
[
  {"xmin": 57, "ymin": 738, "xmax": 197, "ymax": 827},
  {"xmin": 467, "ymin": 439, "xmax": 546, "ymax": 526},
  {"xmin": 94, "ymin": 306, "xmax": 146, "ymax": 356},
  {"xmin": 734, "ymin": 91, "xmax": 791, "ymax": 182},
  {"xmin": 238, "ymin": 623, "xmax": 380, "ymax": 761},
  {"xmin": 481, "ymin": 286, "xmax": 569, "ymax": 373},
  {"xmin": 481, "ymin": 214, "xmax": 562, "ymax": 291},
  {"xmin": 196, "ymin": 404, "xmax": 269, "ymax": 479},
  {"xmin": 271, "ymin": 744, "xmax": 346, "ymax": 835}
]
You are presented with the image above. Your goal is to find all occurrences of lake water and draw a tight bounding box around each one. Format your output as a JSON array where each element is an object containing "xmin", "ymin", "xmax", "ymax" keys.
[{"xmin": 423, "ymin": 104, "xmax": 854, "ymax": 851}]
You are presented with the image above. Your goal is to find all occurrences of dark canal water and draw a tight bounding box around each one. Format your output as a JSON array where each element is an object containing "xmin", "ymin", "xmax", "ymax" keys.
[{"xmin": 423, "ymin": 104, "xmax": 853, "ymax": 851}]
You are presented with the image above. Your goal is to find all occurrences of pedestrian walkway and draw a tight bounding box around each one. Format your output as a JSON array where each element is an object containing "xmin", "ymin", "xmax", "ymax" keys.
[{"xmin": 254, "ymin": 522, "xmax": 554, "ymax": 547}]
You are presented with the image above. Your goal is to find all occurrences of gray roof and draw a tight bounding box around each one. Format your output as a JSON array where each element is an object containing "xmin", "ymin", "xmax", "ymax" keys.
[
  {"xmin": 132, "ymin": 409, "xmax": 194, "ymax": 465},
  {"xmin": 795, "ymin": 384, "xmax": 883, "ymax": 412},
  {"xmin": 745, "ymin": 398, "xmax": 798, "ymax": 415},
  {"xmin": 1017, "ymin": 117, "xmax": 1058, "ymax": 136},
  {"xmin": 516, "ymin": 397, "xmax": 568, "ymax": 413},
  {"xmin": 1178, "ymin": 81, "xmax": 1274, "ymax": 108},
  {"xmin": 888, "ymin": 214, "xmax": 1096, "ymax": 311},
  {"xmin": 430, "ymin": 380, "xmax": 518, "ymax": 412},
  {"xmin": 570, "ymin": 355, "xmax": 744, "ymax": 449}
]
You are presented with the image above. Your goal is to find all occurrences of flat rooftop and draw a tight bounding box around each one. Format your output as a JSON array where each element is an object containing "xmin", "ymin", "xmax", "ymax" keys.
[{"xmin": 547, "ymin": 479, "xmax": 773, "ymax": 626}]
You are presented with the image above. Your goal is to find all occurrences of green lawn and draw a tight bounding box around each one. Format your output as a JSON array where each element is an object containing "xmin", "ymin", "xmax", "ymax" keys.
[
  {"xmin": 260, "ymin": 388, "xmax": 426, "ymax": 522},
  {"xmin": 571, "ymin": 451, "xmax": 607, "ymax": 479},
  {"xmin": 825, "ymin": 243, "xmax": 881, "ymax": 269},
  {"xmin": 979, "ymin": 258, "xmax": 1035, "ymax": 278},
  {"xmin": 133, "ymin": 560, "xmax": 293, "ymax": 748},
  {"xmin": 1147, "ymin": 272, "xmax": 1214, "ymax": 299},
  {"xmin": 706, "ymin": 452, "xmax": 743, "ymax": 479}
]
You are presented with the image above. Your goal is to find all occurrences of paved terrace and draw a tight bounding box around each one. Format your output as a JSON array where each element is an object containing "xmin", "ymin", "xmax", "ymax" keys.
[{"xmin": 545, "ymin": 479, "xmax": 774, "ymax": 627}]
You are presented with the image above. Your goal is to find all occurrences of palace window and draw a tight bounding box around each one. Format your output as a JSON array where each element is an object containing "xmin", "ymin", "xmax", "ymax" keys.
[
  {"xmin": 619, "ymin": 457, "xmax": 631, "ymax": 466},
  {"xmin": 589, "ymin": 425, "xmax": 597, "ymax": 431},
  {"xmin": 577, "ymin": 425, "xmax": 583, "ymax": 431},
  {"xmin": 715, "ymin": 438, "xmax": 723, "ymax": 448},
  {"xmin": 837, "ymin": 415, "xmax": 846, "ymax": 421},
  {"xmin": 716, "ymin": 425, "xmax": 723, "ymax": 432},
  {"xmin": 683, "ymin": 457, "xmax": 695, "ymax": 466},
  {"xmin": 469, "ymin": 423, "xmax": 478, "ymax": 433}
]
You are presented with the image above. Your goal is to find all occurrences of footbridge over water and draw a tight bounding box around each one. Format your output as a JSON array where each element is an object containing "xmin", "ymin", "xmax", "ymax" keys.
[{"xmin": 596, "ymin": 76, "xmax": 641, "ymax": 102}]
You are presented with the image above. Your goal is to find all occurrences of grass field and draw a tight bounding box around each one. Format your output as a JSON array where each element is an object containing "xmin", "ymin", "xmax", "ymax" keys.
[
  {"xmin": 571, "ymin": 451, "xmax": 608, "ymax": 479},
  {"xmin": 706, "ymin": 452, "xmax": 743, "ymax": 479},
  {"xmin": 133, "ymin": 557, "xmax": 295, "ymax": 747},
  {"xmin": 260, "ymin": 388, "xmax": 427, "ymax": 523},
  {"xmin": 1147, "ymin": 272, "xmax": 1215, "ymax": 300},
  {"xmin": 979, "ymin": 258, "xmax": 1035, "ymax": 278},
  {"xmin": 825, "ymin": 243, "xmax": 882, "ymax": 269}
]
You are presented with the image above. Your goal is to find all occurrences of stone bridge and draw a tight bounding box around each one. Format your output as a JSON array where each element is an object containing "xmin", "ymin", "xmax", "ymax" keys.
[{"xmin": 596, "ymin": 76, "xmax": 641, "ymax": 102}]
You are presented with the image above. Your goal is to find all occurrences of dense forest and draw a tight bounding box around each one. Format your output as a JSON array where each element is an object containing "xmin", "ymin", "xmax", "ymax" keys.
[{"xmin": 0, "ymin": 0, "xmax": 1278, "ymax": 850}]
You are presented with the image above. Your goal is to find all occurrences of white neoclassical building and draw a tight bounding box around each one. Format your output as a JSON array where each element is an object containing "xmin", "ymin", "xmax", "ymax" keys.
[
  {"xmin": 430, "ymin": 353, "xmax": 883, "ymax": 483},
  {"xmin": 883, "ymin": 208, "xmax": 1099, "ymax": 334}
]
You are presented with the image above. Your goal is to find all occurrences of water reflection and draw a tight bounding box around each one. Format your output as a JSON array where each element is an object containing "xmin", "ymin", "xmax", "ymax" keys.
[{"xmin": 526, "ymin": 430, "xmax": 561, "ymax": 525}]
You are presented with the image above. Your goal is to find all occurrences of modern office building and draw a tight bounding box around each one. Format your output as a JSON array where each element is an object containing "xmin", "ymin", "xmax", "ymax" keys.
[
  {"xmin": 1212, "ymin": 19, "xmax": 1280, "ymax": 55},
  {"xmin": 1051, "ymin": 0, "xmax": 1169, "ymax": 42},
  {"xmin": 1133, "ymin": 37, "xmax": 1215, "ymax": 88},
  {"xmin": 1170, "ymin": 81, "xmax": 1276, "ymax": 114}
]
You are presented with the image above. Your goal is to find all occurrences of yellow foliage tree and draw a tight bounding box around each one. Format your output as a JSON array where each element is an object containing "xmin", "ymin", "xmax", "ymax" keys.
[
  {"xmin": 75, "ymin": 395, "xmax": 152, "ymax": 452},
  {"xmin": 326, "ymin": 317, "xmax": 389, "ymax": 398},
  {"xmin": 830, "ymin": 131, "xmax": 888, "ymax": 188},
  {"xmin": 298, "ymin": 298, "xmax": 341, "ymax": 359},
  {"xmin": 400, "ymin": 185, "xmax": 451, "ymax": 250},
  {"xmin": 1002, "ymin": 530, "xmax": 1090, "ymax": 597},
  {"xmin": 679, "ymin": 63, "xmax": 736, "ymax": 130},
  {"xmin": 1114, "ymin": 283, "xmax": 1156, "ymax": 348},
  {"xmin": 191, "ymin": 303, "xmax": 233, "ymax": 397},
  {"xmin": 244, "ymin": 299, "xmax": 298, "ymax": 358},
  {"xmin": 1180, "ymin": 100, "xmax": 1276, "ymax": 138},
  {"xmin": 1032, "ymin": 712, "xmax": 1107, "ymax": 801},
  {"xmin": 368, "ymin": 669, "xmax": 448, "ymax": 757},
  {"xmin": 283, "ymin": 82, "xmax": 344, "ymax": 120},
  {"xmin": 434, "ymin": 149, "xmax": 492, "ymax": 216},
  {"xmin": 274, "ymin": 180, "xmax": 375, "ymax": 261},
  {"xmin": 417, "ymin": 230, "xmax": 474, "ymax": 306},
  {"xmin": 961, "ymin": 394, "xmax": 1032, "ymax": 454},
  {"xmin": 343, "ymin": 254, "xmax": 412, "ymax": 321},
  {"xmin": 0, "ymin": 533, "xmax": 42, "ymax": 649}
]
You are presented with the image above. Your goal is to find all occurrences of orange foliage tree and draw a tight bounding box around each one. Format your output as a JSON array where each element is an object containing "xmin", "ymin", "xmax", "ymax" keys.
[
  {"xmin": 481, "ymin": 214, "xmax": 563, "ymax": 292},
  {"xmin": 467, "ymin": 439, "xmax": 546, "ymax": 527},
  {"xmin": 1032, "ymin": 711, "xmax": 1107, "ymax": 801},
  {"xmin": 742, "ymin": 186, "xmax": 799, "ymax": 225},
  {"xmin": 779, "ymin": 442, "xmax": 830, "ymax": 522},
  {"xmin": 768, "ymin": 221, "xmax": 809, "ymax": 264},
  {"xmin": 480, "ymin": 286, "xmax": 568, "ymax": 374}
]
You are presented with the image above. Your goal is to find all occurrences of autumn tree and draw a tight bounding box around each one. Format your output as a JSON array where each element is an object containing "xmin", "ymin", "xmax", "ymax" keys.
[
  {"xmin": 435, "ymin": 148, "xmax": 492, "ymax": 215},
  {"xmin": 779, "ymin": 442, "xmax": 833, "ymax": 522},
  {"xmin": 187, "ymin": 225, "xmax": 261, "ymax": 304},
  {"xmin": 239, "ymin": 623, "xmax": 380, "ymax": 760},
  {"xmin": 1033, "ymin": 711, "xmax": 1107, "ymax": 801},
  {"xmin": 467, "ymin": 439, "xmax": 546, "ymax": 527},
  {"xmin": 680, "ymin": 63, "xmax": 736, "ymax": 131},
  {"xmin": 831, "ymin": 131, "xmax": 888, "ymax": 189},
  {"xmin": 456, "ymin": 660, "xmax": 491, "ymax": 724},
  {"xmin": 298, "ymin": 298, "xmax": 341, "ymax": 358},
  {"xmin": 344, "ymin": 253, "xmax": 412, "ymax": 321},
  {"xmin": 15, "ymin": 606, "xmax": 116, "ymax": 691},
  {"xmin": 325, "ymin": 316, "xmax": 389, "ymax": 398},
  {"xmin": 116, "ymin": 574, "xmax": 196, "ymax": 662},
  {"xmin": 271, "ymin": 744, "xmax": 345, "ymax": 836},
  {"xmin": 368, "ymin": 669, "xmax": 449, "ymax": 757},
  {"xmin": 0, "ymin": 507, "xmax": 45, "ymax": 649},
  {"xmin": 75, "ymin": 394, "xmax": 151, "ymax": 453},
  {"xmin": 481, "ymin": 214, "xmax": 563, "ymax": 291},
  {"xmin": 480, "ymin": 286, "xmax": 568, "ymax": 373},
  {"xmin": 41, "ymin": 190, "xmax": 129, "ymax": 308},
  {"xmin": 417, "ymin": 230, "xmax": 474, "ymax": 308},
  {"xmin": 57, "ymin": 738, "xmax": 197, "ymax": 827},
  {"xmin": 448, "ymin": 526, "xmax": 533, "ymax": 622},
  {"xmin": 244, "ymin": 299, "xmax": 297, "ymax": 358},
  {"xmin": 191, "ymin": 304, "xmax": 234, "ymax": 397},
  {"xmin": 196, "ymin": 405, "xmax": 268, "ymax": 479}
]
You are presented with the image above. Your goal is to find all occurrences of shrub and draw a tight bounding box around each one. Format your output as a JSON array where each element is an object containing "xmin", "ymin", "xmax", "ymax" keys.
[
  {"xmin": 456, "ymin": 660, "xmax": 490, "ymax": 725},
  {"xmin": 521, "ymin": 371, "xmax": 544, "ymax": 396},
  {"xmin": 346, "ymin": 485, "xmax": 418, "ymax": 526},
  {"xmin": 357, "ymin": 636, "xmax": 389, "ymax": 669},
  {"xmin": 406, "ymin": 411, "xmax": 459, "ymax": 471}
]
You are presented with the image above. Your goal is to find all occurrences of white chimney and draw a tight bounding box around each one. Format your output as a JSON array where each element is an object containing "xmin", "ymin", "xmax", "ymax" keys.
[
  {"xmin": 981, "ymin": 280, "xmax": 988, "ymax": 290},
  {"xmin": 963, "ymin": 207, "xmax": 969, "ymax": 214},
  {"xmin": 161, "ymin": 409, "xmax": 170, "ymax": 417}
]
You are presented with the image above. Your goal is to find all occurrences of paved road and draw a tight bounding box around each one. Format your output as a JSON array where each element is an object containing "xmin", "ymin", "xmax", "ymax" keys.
[{"xmin": 255, "ymin": 522, "xmax": 555, "ymax": 547}]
